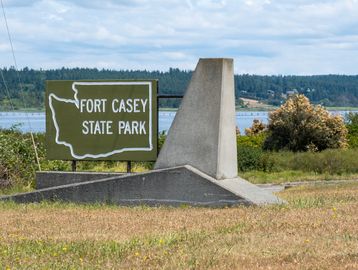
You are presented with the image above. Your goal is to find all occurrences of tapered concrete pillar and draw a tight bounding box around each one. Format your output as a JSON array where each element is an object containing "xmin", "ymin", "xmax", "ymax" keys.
[{"xmin": 155, "ymin": 58, "xmax": 238, "ymax": 179}]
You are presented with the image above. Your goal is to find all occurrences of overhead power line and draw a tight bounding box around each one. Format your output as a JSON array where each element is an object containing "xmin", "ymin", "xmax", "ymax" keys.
[{"xmin": 1, "ymin": 0, "xmax": 41, "ymax": 171}]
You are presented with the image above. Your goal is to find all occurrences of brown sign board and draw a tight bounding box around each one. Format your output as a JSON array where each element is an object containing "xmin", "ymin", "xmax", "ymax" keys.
[{"xmin": 46, "ymin": 80, "xmax": 157, "ymax": 161}]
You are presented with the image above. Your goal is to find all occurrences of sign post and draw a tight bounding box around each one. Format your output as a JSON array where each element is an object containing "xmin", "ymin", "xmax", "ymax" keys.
[{"xmin": 46, "ymin": 80, "xmax": 158, "ymax": 161}]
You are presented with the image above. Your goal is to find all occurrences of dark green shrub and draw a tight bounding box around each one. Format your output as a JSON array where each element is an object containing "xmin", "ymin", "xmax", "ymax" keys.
[
  {"xmin": 237, "ymin": 145, "xmax": 276, "ymax": 172},
  {"xmin": 346, "ymin": 112, "xmax": 358, "ymax": 148},
  {"xmin": 348, "ymin": 133, "xmax": 358, "ymax": 148},
  {"xmin": 0, "ymin": 128, "xmax": 38, "ymax": 188},
  {"xmin": 237, "ymin": 145, "xmax": 263, "ymax": 172},
  {"xmin": 236, "ymin": 132, "xmax": 275, "ymax": 172}
]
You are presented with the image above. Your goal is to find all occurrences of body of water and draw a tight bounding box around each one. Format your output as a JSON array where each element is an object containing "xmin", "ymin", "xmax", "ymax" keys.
[{"xmin": 0, "ymin": 110, "xmax": 356, "ymax": 134}]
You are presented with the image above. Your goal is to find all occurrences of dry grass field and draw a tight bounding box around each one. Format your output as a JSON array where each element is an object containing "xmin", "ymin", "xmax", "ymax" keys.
[{"xmin": 0, "ymin": 182, "xmax": 357, "ymax": 269}]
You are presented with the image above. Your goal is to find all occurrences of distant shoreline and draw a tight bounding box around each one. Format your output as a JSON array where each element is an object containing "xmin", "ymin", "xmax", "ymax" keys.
[{"xmin": 1, "ymin": 107, "xmax": 358, "ymax": 113}]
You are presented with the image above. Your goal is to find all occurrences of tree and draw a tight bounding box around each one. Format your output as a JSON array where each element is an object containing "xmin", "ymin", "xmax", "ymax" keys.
[
  {"xmin": 245, "ymin": 119, "xmax": 266, "ymax": 136},
  {"xmin": 264, "ymin": 94, "xmax": 348, "ymax": 151},
  {"xmin": 2, "ymin": 68, "xmax": 358, "ymax": 109}
]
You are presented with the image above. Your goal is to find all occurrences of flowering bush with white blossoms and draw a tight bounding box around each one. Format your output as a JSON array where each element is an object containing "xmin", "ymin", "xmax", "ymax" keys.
[{"xmin": 264, "ymin": 94, "xmax": 348, "ymax": 151}]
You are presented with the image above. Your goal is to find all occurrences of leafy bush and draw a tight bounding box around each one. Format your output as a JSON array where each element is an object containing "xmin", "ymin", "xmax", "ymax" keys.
[
  {"xmin": 236, "ymin": 133, "xmax": 275, "ymax": 172},
  {"xmin": 244, "ymin": 119, "xmax": 266, "ymax": 136},
  {"xmin": 348, "ymin": 132, "xmax": 358, "ymax": 148},
  {"xmin": 264, "ymin": 94, "xmax": 348, "ymax": 151},
  {"xmin": 0, "ymin": 128, "xmax": 39, "ymax": 188},
  {"xmin": 346, "ymin": 112, "xmax": 358, "ymax": 148},
  {"xmin": 237, "ymin": 145, "xmax": 275, "ymax": 172},
  {"xmin": 237, "ymin": 145, "xmax": 263, "ymax": 172},
  {"xmin": 0, "ymin": 163, "xmax": 11, "ymax": 188},
  {"xmin": 237, "ymin": 133, "xmax": 266, "ymax": 148}
]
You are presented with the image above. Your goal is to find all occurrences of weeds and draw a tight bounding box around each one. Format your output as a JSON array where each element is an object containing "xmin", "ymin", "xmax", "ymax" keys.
[{"xmin": 0, "ymin": 183, "xmax": 358, "ymax": 269}]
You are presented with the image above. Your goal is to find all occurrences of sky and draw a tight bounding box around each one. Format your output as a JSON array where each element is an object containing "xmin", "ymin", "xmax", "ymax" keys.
[{"xmin": 1, "ymin": 0, "xmax": 358, "ymax": 75}]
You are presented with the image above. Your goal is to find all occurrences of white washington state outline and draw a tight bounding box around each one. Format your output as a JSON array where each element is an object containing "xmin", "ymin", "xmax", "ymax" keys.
[{"xmin": 49, "ymin": 81, "xmax": 153, "ymax": 159}]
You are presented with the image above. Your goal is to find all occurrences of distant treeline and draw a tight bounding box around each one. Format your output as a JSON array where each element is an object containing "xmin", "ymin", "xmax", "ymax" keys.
[{"xmin": 0, "ymin": 67, "xmax": 358, "ymax": 109}]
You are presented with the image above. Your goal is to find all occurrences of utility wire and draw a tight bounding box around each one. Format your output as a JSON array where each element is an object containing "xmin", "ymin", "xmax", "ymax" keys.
[{"xmin": 1, "ymin": 0, "xmax": 41, "ymax": 171}]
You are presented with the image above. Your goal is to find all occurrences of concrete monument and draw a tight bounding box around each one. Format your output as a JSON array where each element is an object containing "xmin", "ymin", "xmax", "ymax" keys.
[{"xmin": 0, "ymin": 58, "xmax": 282, "ymax": 206}]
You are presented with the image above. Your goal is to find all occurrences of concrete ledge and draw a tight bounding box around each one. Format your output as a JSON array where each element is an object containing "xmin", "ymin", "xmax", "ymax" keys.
[
  {"xmin": 0, "ymin": 166, "xmax": 283, "ymax": 207},
  {"xmin": 36, "ymin": 171, "xmax": 125, "ymax": 189}
]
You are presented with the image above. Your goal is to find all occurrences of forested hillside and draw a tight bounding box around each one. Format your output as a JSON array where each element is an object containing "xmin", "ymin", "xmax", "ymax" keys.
[{"xmin": 1, "ymin": 67, "xmax": 358, "ymax": 109}]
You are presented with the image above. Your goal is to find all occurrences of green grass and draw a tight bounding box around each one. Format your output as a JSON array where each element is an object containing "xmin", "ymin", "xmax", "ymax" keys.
[
  {"xmin": 240, "ymin": 170, "xmax": 358, "ymax": 184},
  {"xmin": 269, "ymin": 149, "xmax": 358, "ymax": 174},
  {"xmin": 0, "ymin": 185, "xmax": 33, "ymax": 196}
]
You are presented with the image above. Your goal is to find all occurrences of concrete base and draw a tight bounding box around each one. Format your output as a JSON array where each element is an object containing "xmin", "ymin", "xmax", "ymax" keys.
[
  {"xmin": 36, "ymin": 171, "xmax": 124, "ymax": 189},
  {"xmin": 0, "ymin": 166, "xmax": 282, "ymax": 206}
]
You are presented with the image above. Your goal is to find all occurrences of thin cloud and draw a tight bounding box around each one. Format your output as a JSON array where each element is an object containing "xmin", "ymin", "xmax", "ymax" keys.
[{"xmin": 0, "ymin": 0, "xmax": 358, "ymax": 74}]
